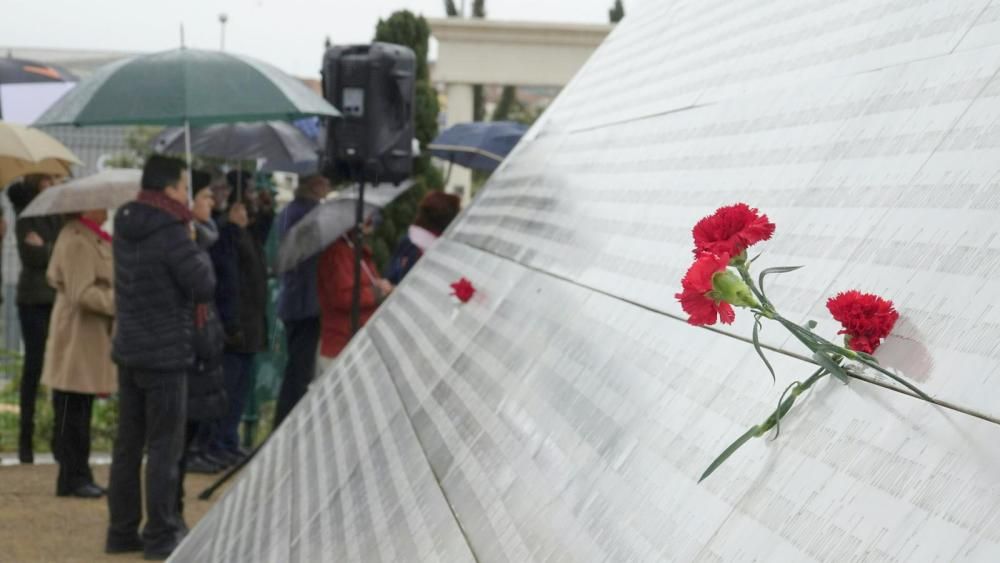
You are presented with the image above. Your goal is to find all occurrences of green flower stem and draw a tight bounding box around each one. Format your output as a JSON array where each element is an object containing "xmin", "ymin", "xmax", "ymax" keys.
[
  {"xmin": 736, "ymin": 263, "xmax": 772, "ymax": 312},
  {"xmin": 699, "ymin": 367, "xmax": 828, "ymax": 483},
  {"xmin": 753, "ymin": 367, "xmax": 827, "ymax": 437},
  {"xmin": 700, "ymin": 260, "xmax": 933, "ymax": 484},
  {"xmin": 773, "ymin": 312, "xmax": 931, "ymax": 401},
  {"xmin": 736, "ymin": 263, "xmax": 932, "ymax": 402}
]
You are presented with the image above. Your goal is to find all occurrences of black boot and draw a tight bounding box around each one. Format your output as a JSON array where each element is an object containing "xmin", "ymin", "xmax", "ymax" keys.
[{"xmin": 18, "ymin": 433, "xmax": 33, "ymax": 465}]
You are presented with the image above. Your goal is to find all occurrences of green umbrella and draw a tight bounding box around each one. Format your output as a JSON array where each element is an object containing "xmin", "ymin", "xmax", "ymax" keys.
[
  {"xmin": 34, "ymin": 48, "xmax": 339, "ymax": 186},
  {"xmin": 35, "ymin": 48, "xmax": 338, "ymax": 127}
]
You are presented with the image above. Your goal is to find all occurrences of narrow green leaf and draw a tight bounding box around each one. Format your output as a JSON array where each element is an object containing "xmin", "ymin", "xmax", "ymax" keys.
[
  {"xmin": 771, "ymin": 380, "xmax": 801, "ymax": 440},
  {"xmin": 699, "ymin": 426, "xmax": 759, "ymax": 483},
  {"xmin": 813, "ymin": 352, "xmax": 849, "ymax": 384},
  {"xmin": 812, "ymin": 342, "xmax": 931, "ymax": 401},
  {"xmin": 856, "ymin": 360, "xmax": 934, "ymax": 402},
  {"xmin": 752, "ymin": 317, "xmax": 776, "ymax": 384},
  {"xmin": 757, "ymin": 265, "xmax": 804, "ymax": 296},
  {"xmin": 748, "ymin": 252, "xmax": 763, "ymax": 265}
]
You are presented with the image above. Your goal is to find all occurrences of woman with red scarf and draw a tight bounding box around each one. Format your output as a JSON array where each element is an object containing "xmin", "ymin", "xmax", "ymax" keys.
[
  {"xmin": 384, "ymin": 192, "xmax": 461, "ymax": 285},
  {"xmin": 41, "ymin": 208, "xmax": 116, "ymax": 498}
]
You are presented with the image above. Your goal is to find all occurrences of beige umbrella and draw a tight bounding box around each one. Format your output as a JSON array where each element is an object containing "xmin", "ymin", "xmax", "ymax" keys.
[
  {"xmin": 21, "ymin": 169, "xmax": 141, "ymax": 217},
  {"xmin": 0, "ymin": 121, "xmax": 81, "ymax": 187}
]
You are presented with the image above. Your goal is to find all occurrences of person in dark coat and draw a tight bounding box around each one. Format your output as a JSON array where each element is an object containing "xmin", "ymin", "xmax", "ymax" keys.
[
  {"xmin": 273, "ymin": 175, "xmax": 331, "ymax": 428},
  {"xmin": 206, "ymin": 196, "xmax": 268, "ymax": 465},
  {"xmin": 178, "ymin": 173, "xmax": 229, "ymax": 476},
  {"xmin": 384, "ymin": 191, "xmax": 462, "ymax": 285},
  {"xmin": 177, "ymin": 181, "xmax": 229, "ymax": 510},
  {"xmin": 105, "ymin": 156, "xmax": 216, "ymax": 560},
  {"xmin": 7, "ymin": 174, "xmax": 64, "ymax": 464},
  {"xmin": 227, "ymin": 170, "xmax": 274, "ymax": 249}
]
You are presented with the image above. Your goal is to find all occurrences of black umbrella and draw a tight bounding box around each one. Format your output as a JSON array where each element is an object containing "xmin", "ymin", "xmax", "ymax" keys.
[
  {"xmin": 152, "ymin": 121, "xmax": 319, "ymax": 174},
  {"xmin": 429, "ymin": 121, "xmax": 528, "ymax": 173},
  {"xmin": 0, "ymin": 57, "xmax": 76, "ymax": 84},
  {"xmin": 0, "ymin": 57, "xmax": 76, "ymax": 122}
]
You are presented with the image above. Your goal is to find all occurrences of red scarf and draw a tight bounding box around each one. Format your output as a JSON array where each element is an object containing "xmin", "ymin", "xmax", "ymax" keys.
[
  {"xmin": 78, "ymin": 217, "xmax": 112, "ymax": 243},
  {"xmin": 137, "ymin": 189, "xmax": 193, "ymax": 222}
]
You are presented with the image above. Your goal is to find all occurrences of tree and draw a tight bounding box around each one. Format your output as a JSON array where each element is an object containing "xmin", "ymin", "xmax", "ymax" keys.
[
  {"xmin": 375, "ymin": 11, "xmax": 431, "ymax": 81},
  {"xmin": 471, "ymin": 0, "xmax": 486, "ymax": 121},
  {"xmin": 609, "ymin": 0, "xmax": 625, "ymax": 23},
  {"xmin": 444, "ymin": 0, "xmax": 459, "ymax": 16},
  {"xmin": 371, "ymin": 10, "xmax": 444, "ymax": 269},
  {"xmin": 104, "ymin": 126, "xmax": 163, "ymax": 169},
  {"xmin": 491, "ymin": 86, "xmax": 518, "ymax": 121},
  {"xmin": 473, "ymin": 87, "xmax": 486, "ymax": 122}
]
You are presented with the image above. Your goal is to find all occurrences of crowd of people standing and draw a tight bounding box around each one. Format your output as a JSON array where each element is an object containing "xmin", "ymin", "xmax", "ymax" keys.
[{"xmin": 6, "ymin": 155, "xmax": 461, "ymax": 559}]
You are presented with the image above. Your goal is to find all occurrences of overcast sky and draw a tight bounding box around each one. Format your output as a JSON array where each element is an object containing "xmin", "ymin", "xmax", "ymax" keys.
[{"xmin": 2, "ymin": 0, "xmax": 622, "ymax": 77}]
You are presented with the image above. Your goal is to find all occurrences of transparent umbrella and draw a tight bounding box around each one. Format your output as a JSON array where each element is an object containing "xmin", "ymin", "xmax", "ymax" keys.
[
  {"xmin": 21, "ymin": 169, "xmax": 141, "ymax": 217},
  {"xmin": 276, "ymin": 181, "xmax": 414, "ymax": 274}
]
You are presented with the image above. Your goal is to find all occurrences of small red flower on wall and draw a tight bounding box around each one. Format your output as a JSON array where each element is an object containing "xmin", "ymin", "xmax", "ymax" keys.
[{"xmin": 450, "ymin": 278, "xmax": 476, "ymax": 303}]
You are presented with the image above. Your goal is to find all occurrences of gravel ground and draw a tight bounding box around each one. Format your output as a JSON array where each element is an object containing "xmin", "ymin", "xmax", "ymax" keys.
[{"xmin": 0, "ymin": 462, "xmax": 229, "ymax": 562}]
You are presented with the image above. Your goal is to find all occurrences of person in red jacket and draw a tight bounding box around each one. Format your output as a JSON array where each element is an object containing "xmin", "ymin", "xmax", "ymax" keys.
[{"xmin": 317, "ymin": 218, "xmax": 393, "ymax": 374}]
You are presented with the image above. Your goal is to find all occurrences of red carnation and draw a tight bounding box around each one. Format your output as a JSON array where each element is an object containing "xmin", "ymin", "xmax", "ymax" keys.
[
  {"xmin": 826, "ymin": 290, "xmax": 899, "ymax": 354},
  {"xmin": 675, "ymin": 253, "xmax": 736, "ymax": 326},
  {"xmin": 692, "ymin": 203, "xmax": 776, "ymax": 257},
  {"xmin": 450, "ymin": 277, "xmax": 476, "ymax": 303}
]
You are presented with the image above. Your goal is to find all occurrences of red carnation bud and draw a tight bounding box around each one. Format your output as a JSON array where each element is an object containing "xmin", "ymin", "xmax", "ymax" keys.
[
  {"xmin": 692, "ymin": 203, "xmax": 776, "ymax": 258},
  {"xmin": 450, "ymin": 277, "xmax": 476, "ymax": 303},
  {"xmin": 826, "ymin": 290, "xmax": 899, "ymax": 354}
]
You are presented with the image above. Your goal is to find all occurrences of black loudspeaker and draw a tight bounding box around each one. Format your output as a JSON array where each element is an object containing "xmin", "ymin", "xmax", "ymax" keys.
[{"xmin": 322, "ymin": 42, "xmax": 416, "ymax": 185}]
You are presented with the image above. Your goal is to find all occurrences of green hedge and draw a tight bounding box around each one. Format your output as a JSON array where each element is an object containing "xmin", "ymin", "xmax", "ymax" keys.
[{"xmin": 0, "ymin": 352, "xmax": 119, "ymax": 454}]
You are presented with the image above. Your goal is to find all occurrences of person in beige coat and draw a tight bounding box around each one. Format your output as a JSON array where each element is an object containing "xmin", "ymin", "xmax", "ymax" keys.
[{"xmin": 41, "ymin": 209, "xmax": 115, "ymax": 499}]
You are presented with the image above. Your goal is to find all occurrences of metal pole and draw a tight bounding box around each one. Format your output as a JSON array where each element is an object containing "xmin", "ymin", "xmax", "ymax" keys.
[
  {"xmin": 350, "ymin": 178, "xmax": 365, "ymax": 335},
  {"xmin": 219, "ymin": 13, "xmax": 228, "ymax": 51},
  {"xmin": 184, "ymin": 119, "xmax": 193, "ymax": 198}
]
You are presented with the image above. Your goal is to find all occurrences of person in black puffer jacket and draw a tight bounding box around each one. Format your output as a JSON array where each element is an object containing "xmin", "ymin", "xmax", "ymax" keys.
[{"xmin": 105, "ymin": 156, "xmax": 216, "ymax": 561}]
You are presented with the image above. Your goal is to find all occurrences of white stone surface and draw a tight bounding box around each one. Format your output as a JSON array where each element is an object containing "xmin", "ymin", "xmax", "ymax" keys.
[{"xmin": 173, "ymin": 2, "xmax": 1000, "ymax": 561}]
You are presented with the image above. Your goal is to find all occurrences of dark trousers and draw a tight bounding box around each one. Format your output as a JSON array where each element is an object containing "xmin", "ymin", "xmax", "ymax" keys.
[
  {"xmin": 176, "ymin": 420, "xmax": 199, "ymax": 519},
  {"xmin": 215, "ymin": 353, "xmax": 253, "ymax": 454},
  {"xmin": 51, "ymin": 390, "xmax": 95, "ymax": 495},
  {"xmin": 273, "ymin": 317, "xmax": 320, "ymax": 429},
  {"xmin": 17, "ymin": 304, "xmax": 52, "ymax": 462},
  {"xmin": 106, "ymin": 369, "xmax": 186, "ymax": 552}
]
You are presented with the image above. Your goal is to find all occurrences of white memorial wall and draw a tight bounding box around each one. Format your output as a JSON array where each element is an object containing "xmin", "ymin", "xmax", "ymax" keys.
[{"xmin": 173, "ymin": 1, "xmax": 1000, "ymax": 561}]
